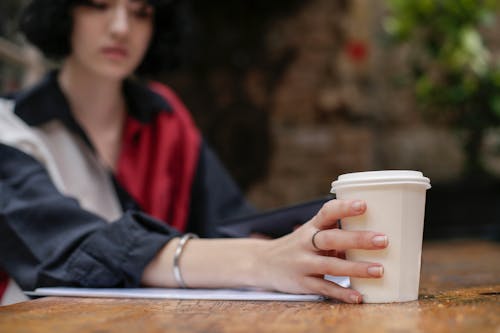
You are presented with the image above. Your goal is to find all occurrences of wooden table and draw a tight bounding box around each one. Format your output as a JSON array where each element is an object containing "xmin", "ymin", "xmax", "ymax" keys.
[{"xmin": 1, "ymin": 240, "xmax": 499, "ymax": 333}]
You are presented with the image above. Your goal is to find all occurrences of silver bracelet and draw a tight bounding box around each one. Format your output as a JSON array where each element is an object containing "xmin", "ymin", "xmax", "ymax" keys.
[{"xmin": 173, "ymin": 233, "xmax": 198, "ymax": 288}]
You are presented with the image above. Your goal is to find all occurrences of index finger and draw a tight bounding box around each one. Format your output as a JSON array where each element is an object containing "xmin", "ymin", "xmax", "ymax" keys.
[{"xmin": 311, "ymin": 199, "xmax": 366, "ymax": 229}]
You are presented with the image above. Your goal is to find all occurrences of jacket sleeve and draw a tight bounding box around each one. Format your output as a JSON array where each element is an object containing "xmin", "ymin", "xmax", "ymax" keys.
[{"xmin": 0, "ymin": 143, "xmax": 180, "ymax": 291}]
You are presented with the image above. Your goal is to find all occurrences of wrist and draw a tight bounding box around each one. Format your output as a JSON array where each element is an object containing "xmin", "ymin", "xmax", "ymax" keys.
[
  {"xmin": 141, "ymin": 237, "xmax": 179, "ymax": 287},
  {"xmin": 239, "ymin": 238, "xmax": 270, "ymax": 289},
  {"xmin": 142, "ymin": 237, "xmax": 273, "ymax": 290},
  {"xmin": 173, "ymin": 233, "xmax": 198, "ymax": 288},
  {"xmin": 181, "ymin": 238, "xmax": 269, "ymax": 289}
]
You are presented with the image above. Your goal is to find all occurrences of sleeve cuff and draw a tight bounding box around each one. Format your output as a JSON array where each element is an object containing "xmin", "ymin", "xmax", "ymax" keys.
[{"xmin": 65, "ymin": 211, "xmax": 181, "ymax": 287}]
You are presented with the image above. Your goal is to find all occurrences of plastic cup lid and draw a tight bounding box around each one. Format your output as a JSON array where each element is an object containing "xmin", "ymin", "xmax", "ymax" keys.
[{"xmin": 331, "ymin": 170, "xmax": 431, "ymax": 193}]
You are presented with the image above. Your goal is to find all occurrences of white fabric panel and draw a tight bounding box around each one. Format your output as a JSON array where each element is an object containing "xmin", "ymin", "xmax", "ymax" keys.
[{"xmin": 0, "ymin": 98, "xmax": 123, "ymax": 305}]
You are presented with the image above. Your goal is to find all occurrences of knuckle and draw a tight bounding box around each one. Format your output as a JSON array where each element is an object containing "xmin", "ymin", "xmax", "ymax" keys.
[
  {"xmin": 314, "ymin": 256, "xmax": 329, "ymax": 274},
  {"xmin": 321, "ymin": 201, "xmax": 331, "ymax": 211},
  {"xmin": 297, "ymin": 253, "xmax": 312, "ymax": 268},
  {"xmin": 318, "ymin": 283, "xmax": 332, "ymax": 297},
  {"xmin": 324, "ymin": 229, "xmax": 343, "ymax": 250},
  {"xmin": 320, "ymin": 230, "xmax": 331, "ymax": 247},
  {"xmin": 356, "ymin": 263, "xmax": 371, "ymax": 277},
  {"xmin": 315, "ymin": 256, "xmax": 329, "ymax": 270},
  {"xmin": 353, "ymin": 232, "xmax": 365, "ymax": 248},
  {"xmin": 323, "ymin": 285, "xmax": 349, "ymax": 302},
  {"xmin": 323, "ymin": 229, "xmax": 345, "ymax": 250},
  {"xmin": 353, "ymin": 264, "xmax": 365, "ymax": 277},
  {"xmin": 363, "ymin": 232, "xmax": 377, "ymax": 248},
  {"xmin": 336, "ymin": 200, "xmax": 350, "ymax": 213},
  {"xmin": 323, "ymin": 257, "xmax": 342, "ymax": 276},
  {"xmin": 342, "ymin": 231, "xmax": 365, "ymax": 249},
  {"xmin": 332, "ymin": 287, "xmax": 349, "ymax": 299},
  {"xmin": 318, "ymin": 203, "xmax": 330, "ymax": 220},
  {"xmin": 345, "ymin": 261, "xmax": 367, "ymax": 278},
  {"xmin": 315, "ymin": 200, "xmax": 354, "ymax": 228},
  {"xmin": 328, "ymin": 229, "xmax": 342, "ymax": 246},
  {"xmin": 297, "ymin": 277, "xmax": 310, "ymax": 292}
]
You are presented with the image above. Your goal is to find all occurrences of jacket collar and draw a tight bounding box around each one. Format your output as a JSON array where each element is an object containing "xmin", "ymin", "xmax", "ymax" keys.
[{"xmin": 13, "ymin": 70, "xmax": 172, "ymax": 128}]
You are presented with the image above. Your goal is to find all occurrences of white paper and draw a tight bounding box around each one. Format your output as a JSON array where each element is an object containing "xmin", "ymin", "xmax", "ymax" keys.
[
  {"xmin": 325, "ymin": 275, "xmax": 350, "ymax": 287},
  {"xmin": 26, "ymin": 287, "xmax": 324, "ymax": 301},
  {"xmin": 25, "ymin": 277, "xmax": 349, "ymax": 302}
]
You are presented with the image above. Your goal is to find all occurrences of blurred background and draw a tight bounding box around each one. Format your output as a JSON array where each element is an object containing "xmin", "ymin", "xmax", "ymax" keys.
[{"xmin": 1, "ymin": 0, "xmax": 499, "ymax": 240}]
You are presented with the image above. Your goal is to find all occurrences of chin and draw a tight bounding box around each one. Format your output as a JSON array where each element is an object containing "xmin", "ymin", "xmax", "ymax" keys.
[{"xmin": 93, "ymin": 64, "xmax": 136, "ymax": 81}]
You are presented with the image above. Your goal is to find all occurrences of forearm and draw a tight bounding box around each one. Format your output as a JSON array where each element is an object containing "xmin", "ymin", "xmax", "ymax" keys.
[{"xmin": 141, "ymin": 238, "xmax": 268, "ymax": 289}]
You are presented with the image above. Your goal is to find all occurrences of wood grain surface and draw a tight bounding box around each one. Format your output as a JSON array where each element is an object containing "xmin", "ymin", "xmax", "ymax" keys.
[{"xmin": 1, "ymin": 240, "xmax": 499, "ymax": 333}]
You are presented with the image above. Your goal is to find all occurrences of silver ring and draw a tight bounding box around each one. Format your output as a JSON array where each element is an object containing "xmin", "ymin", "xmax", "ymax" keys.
[{"xmin": 311, "ymin": 230, "xmax": 322, "ymax": 251}]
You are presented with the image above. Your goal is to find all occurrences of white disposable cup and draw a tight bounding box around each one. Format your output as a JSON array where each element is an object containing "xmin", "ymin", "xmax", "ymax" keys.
[{"xmin": 330, "ymin": 170, "xmax": 431, "ymax": 303}]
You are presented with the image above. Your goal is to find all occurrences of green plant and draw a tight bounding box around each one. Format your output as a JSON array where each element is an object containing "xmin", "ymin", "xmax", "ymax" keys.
[{"xmin": 384, "ymin": 0, "xmax": 500, "ymax": 177}]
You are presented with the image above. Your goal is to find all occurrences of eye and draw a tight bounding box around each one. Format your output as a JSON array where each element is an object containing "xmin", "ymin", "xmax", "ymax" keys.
[
  {"xmin": 79, "ymin": 0, "xmax": 111, "ymax": 10},
  {"xmin": 129, "ymin": 3, "xmax": 154, "ymax": 19}
]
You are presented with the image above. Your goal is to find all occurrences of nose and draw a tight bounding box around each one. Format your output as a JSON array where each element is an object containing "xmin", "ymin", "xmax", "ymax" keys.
[{"xmin": 109, "ymin": 5, "xmax": 129, "ymax": 38}]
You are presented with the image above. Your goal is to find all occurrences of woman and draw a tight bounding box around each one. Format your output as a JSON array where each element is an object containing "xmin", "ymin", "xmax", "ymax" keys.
[{"xmin": 0, "ymin": 0, "xmax": 388, "ymax": 305}]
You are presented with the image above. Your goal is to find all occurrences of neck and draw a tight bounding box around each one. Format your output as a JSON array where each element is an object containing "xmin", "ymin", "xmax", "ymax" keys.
[
  {"xmin": 58, "ymin": 59, "xmax": 128, "ymax": 170},
  {"xmin": 58, "ymin": 59, "xmax": 126, "ymax": 130}
]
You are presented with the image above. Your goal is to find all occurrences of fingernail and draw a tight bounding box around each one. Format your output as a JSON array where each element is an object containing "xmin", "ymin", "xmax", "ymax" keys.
[
  {"xmin": 368, "ymin": 265, "xmax": 384, "ymax": 277},
  {"xmin": 372, "ymin": 235, "xmax": 388, "ymax": 247},
  {"xmin": 351, "ymin": 201, "xmax": 365, "ymax": 212},
  {"xmin": 350, "ymin": 294, "xmax": 362, "ymax": 304}
]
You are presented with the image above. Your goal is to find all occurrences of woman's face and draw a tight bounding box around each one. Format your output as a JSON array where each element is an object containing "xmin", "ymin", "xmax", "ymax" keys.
[{"xmin": 68, "ymin": 0, "xmax": 154, "ymax": 80}]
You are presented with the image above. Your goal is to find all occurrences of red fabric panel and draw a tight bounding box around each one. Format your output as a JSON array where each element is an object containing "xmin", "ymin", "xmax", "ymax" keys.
[
  {"xmin": 116, "ymin": 82, "xmax": 201, "ymax": 232},
  {"xmin": 0, "ymin": 270, "xmax": 8, "ymax": 301}
]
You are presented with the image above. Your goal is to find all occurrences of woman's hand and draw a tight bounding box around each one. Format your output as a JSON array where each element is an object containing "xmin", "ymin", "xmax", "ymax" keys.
[
  {"xmin": 255, "ymin": 199, "xmax": 388, "ymax": 303},
  {"xmin": 143, "ymin": 199, "xmax": 387, "ymax": 304}
]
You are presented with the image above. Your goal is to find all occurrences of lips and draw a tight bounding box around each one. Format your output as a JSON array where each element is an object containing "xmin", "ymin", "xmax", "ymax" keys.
[{"xmin": 101, "ymin": 46, "xmax": 129, "ymax": 59}]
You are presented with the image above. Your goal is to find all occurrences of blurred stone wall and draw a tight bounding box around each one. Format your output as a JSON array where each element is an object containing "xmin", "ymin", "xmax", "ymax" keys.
[{"xmin": 245, "ymin": 0, "xmax": 483, "ymax": 209}]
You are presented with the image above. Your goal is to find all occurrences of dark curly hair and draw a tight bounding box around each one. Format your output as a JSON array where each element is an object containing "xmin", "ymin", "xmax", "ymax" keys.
[{"xmin": 19, "ymin": 0, "xmax": 189, "ymax": 76}]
